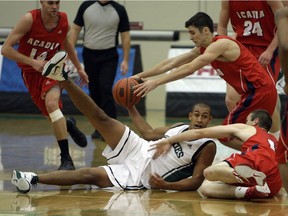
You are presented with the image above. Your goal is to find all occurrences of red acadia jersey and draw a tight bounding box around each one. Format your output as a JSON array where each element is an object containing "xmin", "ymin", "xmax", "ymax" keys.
[
  {"xmin": 228, "ymin": 1, "xmax": 276, "ymax": 47},
  {"xmin": 17, "ymin": 9, "xmax": 68, "ymax": 73},
  {"xmin": 241, "ymin": 126, "xmax": 277, "ymax": 156},
  {"xmin": 200, "ymin": 36, "xmax": 274, "ymax": 94}
]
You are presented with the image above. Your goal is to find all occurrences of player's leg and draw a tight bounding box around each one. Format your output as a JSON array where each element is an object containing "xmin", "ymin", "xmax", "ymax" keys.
[
  {"xmin": 45, "ymin": 85, "xmax": 75, "ymax": 170},
  {"xmin": 38, "ymin": 167, "xmax": 112, "ymax": 187},
  {"xmin": 199, "ymin": 180, "xmax": 270, "ymax": 199},
  {"xmin": 61, "ymin": 81, "xmax": 125, "ymax": 150},
  {"xmin": 270, "ymin": 95, "xmax": 281, "ymax": 139},
  {"xmin": 11, "ymin": 167, "xmax": 113, "ymax": 193},
  {"xmin": 277, "ymin": 104, "xmax": 288, "ymax": 193},
  {"xmin": 278, "ymin": 164, "xmax": 288, "ymax": 193},
  {"xmin": 203, "ymin": 161, "xmax": 240, "ymax": 184},
  {"xmin": 225, "ymin": 83, "xmax": 241, "ymax": 112},
  {"xmin": 23, "ymin": 73, "xmax": 77, "ymax": 170},
  {"xmin": 201, "ymin": 161, "xmax": 271, "ymax": 199}
]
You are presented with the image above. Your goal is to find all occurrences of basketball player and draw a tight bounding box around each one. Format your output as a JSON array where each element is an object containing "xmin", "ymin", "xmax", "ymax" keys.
[
  {"xmin": 133, "ymin": 12, "xmax": 278, "ymax": 149},
  {"xmin": 1, "ymin": 0, "xmax": 89, "ymax": 170},
  {"xmin": 10, "ymin": 79, "xmax": 217, "ymax": 192},
  {"xmin": 217, "ymin": 0, "xmax": 283, "ymax": 139},
  {"xmin": 150, "ymin": 109, "xmax": 282, "ymax": 199},
  {"xmin": 275, "ymin": 6, "xmax": 288, "ymax": 193}
]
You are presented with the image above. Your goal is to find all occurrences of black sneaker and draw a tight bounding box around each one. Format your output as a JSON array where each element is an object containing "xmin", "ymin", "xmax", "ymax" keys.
[
  {"xmin": 91, "ymin": 130, "xmax": 104, "ymax": 140},
  {"xmin": 58, "ymin": 154, "xmax": 75, "ymax": 170},
  {"xmin": 66, "ymin": 117, "xmax": 87, "ymax": 148}
]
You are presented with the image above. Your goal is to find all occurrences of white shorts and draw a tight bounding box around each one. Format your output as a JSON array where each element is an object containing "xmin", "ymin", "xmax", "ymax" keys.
[{"xmin": 101, "ymin": 126, "xmax": 154, "ymax": 189}]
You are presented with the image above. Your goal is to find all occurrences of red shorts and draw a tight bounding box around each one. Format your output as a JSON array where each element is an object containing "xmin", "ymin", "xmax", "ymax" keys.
[
  {"xmin": 277, "ymin": 101, "xmax": 288, "ymax": 164},
  {"xmin": 225, "ymin": 150, "xmax": 282, "ymax": 197},
  {"xmin": 22, "ymin": 71, "xmax": 63, "ymax": 116},
  {"xmin": 245, "ymin": 45, "xmax": 281, "ymax": 83},
  {"xmin": 223, "ymin": 85, "xmax": 277, "ymax": 125}
]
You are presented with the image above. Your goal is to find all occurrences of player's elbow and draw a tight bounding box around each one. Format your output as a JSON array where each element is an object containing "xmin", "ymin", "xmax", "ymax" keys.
[{"xmin": 1, "ymin": 45, "xmax": 8, "ymax": 57}]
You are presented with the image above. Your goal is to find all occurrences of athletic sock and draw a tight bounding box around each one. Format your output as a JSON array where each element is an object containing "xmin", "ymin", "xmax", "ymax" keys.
[
  {"xmin": 235, "ymin": 186, "xmax": 248, "ymax": 198},
  {"xmin": 58, "ymin": 139, "xmax": 70, "ymax": 156}
]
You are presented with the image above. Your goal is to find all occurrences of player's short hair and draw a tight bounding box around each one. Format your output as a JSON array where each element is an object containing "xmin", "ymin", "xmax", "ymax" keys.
[
  {"xmin": 191, "ymin": 103, "xmax": 212, "ymax": 115},
  {"xmin": 185, "ymin": 12, "xmax": 214, "ymax": 33},
  {"xmin": 250, "ymin": 109, "xmax": 272, "ymax": 131}
]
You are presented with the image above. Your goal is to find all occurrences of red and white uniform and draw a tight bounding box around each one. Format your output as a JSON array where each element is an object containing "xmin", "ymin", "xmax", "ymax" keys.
[
  {"xmin": 18, "ymin": 9, "xmax": 69, "ymax": 116},
  {"xmin": 200, "ymin": 36, "xmax": 277, "ymax": 125},
  {"xmin": 228, "ymin": 0, "xmax": 280, "ymax": 82},
  {"xmin": 225, "ymin": 126, "xmax": 282, "ymax": 197}
]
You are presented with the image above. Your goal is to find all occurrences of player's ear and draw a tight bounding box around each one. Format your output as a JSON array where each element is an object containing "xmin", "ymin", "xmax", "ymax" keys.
[
  {"xmin": 188, "ymin": 111, "xmax": 193, "ymax": 120},
  {"xmin": 252, "ymin": 118, "xmax": 259, "ymax": 126}
]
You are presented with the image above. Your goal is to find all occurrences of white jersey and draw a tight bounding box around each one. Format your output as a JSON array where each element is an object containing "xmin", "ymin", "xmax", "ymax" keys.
[
  {"xmin": 102, "ymin": 125, "xmax": 215, "ymax": 189},
  {"xmin": 141, "ymin": 125, "xmax": 216, "ymax": 188}
]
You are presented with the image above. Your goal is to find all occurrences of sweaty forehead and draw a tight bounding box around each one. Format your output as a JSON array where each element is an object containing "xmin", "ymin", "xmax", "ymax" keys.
[{"xmin": 192, "ymin": 106, "xmax": 210, "ymax": 115}]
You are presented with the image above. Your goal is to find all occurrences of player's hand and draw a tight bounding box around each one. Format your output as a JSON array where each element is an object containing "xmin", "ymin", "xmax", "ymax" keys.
[
  {"xmin": 120, "ymin": 60, "xmax": 129, "ymax": 76},
  {"xmin": 149, "ymin": 173, "xmax": 167, "ymax": 189},
  {"xmin": 32, "ymin": 59, "xmax": 46, "ymax": 73},
  {"xmin": 133, "ymin": 79, "xmax": 158, "ymax": 97},
  {"xmin": 149, "ymin": 138, "xmax": 172, "ymax": 159},
  {"xmin": 258, "ymin": 50, "xmax": 272, "ymax": 66},
  {"xmin": 77, "ymin": 68, "xmax": 89, "ymax": 86}
]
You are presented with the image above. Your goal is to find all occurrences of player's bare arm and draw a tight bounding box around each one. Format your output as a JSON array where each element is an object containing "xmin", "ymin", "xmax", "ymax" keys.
[
  {"xmin": 149, "ymin": 124, "xmax": 255, "ymax": 158},
  {"xmin": 134, "ymin": 39, "xmax": 229, "ymax": 97},
  {"xmin": 134, "ymin": 48, "xmax": 199, "ymax": 81},
  {"xmin": 258, "ymin": 1, "xmax": 284, "ymax": 66},
  {"xmin": 217, "ymin": 0, "xmax": 229, "ymax": 36},
  {"xmin": 1, "ymin": 13, "xmax": 44, "ymax": 72},
  {"xmin": 63, "ymin": 36, "xmax": 89, "ymax": 84},
  {"xmin": 68, "ymin": 24, "xmax": 82, "ymax": 46},
  {"xmin": 120, "ymin": 31, "xmax": 130, "ymax": 75},
  {"xmin": 276, "ymin": 7, "xmax": 288, "ymax": 94},
  {"xmin": 127, "ymin": 105, "xmax": 176, "ymax": 140},
  {"xmin": 149, "ymin": 141, "xmax": 216, "ymax": 190}
]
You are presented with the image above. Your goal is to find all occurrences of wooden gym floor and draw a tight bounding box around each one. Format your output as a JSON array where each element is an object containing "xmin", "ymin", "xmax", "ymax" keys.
[{"xmin": 0, "ymin": 111, "xmax": 287, "ymax": 216}]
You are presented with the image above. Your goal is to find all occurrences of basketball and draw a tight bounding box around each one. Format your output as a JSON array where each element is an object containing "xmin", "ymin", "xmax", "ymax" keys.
[{"xmin": 112, "ymin": 78, "xmax": 141, "ymax": 108}]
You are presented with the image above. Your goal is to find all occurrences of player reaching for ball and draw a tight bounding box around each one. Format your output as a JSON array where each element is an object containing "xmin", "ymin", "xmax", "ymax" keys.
[
  {"xmin": 132, "ymin": 12, "xmax": 279, "ymax": 150},
  {"xmin": 112, "ymin": 78, "xmax": 141, "ymax": 108},
  {"xmin": 10, "ymin": 60, "xmax": 217, "ymax": 191}
]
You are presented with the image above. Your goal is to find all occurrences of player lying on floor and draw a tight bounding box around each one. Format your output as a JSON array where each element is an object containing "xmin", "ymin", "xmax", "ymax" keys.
[
  {"xmin": 11, "ymin": 51, "xmax": 217, "ymax": 192},
  {"xmin": 150, "ymin": 109, "xmax": 282, "ymax": 199}
]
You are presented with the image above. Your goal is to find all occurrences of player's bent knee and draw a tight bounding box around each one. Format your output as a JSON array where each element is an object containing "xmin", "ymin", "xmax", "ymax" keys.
[
  {"xmin": 199, "ymin": 184, "xmax": 210, "ymax": 197},
  {"xmin": 203, "ymin": 166, "xmax": 215, "ymax": 180},
  {"xmin": 86, "ymin": 167, "xmax": 113, "ymax": 188},
  {"xmin": 49, "ymin": 109, "xmax": 64, "ymax": 122}
]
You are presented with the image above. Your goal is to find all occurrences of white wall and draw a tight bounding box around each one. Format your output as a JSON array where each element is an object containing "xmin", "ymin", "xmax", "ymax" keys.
[{"xmin": 0, "ymin": 0, "xmax": 223, "ymax": 111}]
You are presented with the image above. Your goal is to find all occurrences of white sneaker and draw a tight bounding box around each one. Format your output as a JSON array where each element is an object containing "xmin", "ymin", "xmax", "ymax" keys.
[
  {"xmin": 234, "ymin": 165, "xmax": 266, "ymax": 186},
  {"xmin": 11, "ymin": 170, "xmax": 37, "ymax": 194},
  {"xmin": 42, "ymin": 51, "xmax": 68, "ymax": 81}
]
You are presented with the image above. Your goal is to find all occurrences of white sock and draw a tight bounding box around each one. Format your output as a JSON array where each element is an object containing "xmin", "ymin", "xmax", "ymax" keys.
[{"xmin": 235, "ymin": 186, "xmax": 249, "ymax": 198}]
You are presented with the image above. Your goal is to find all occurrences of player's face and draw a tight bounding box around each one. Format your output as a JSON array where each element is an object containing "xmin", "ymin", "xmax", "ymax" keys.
[
  {"xmin": 41, "ymin": 0, "xmax": 60, "ymax": 17},
  {"xmin": 189, "ymin": 105, "xmax": 212, "ymax": 129},
  {"xmin": 187, "ymin": 26, "xmax": 205, "ymax": 47},
  {"xmin": 245, "ymin": 113, "xmax": 253, "ymax": 126}
]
